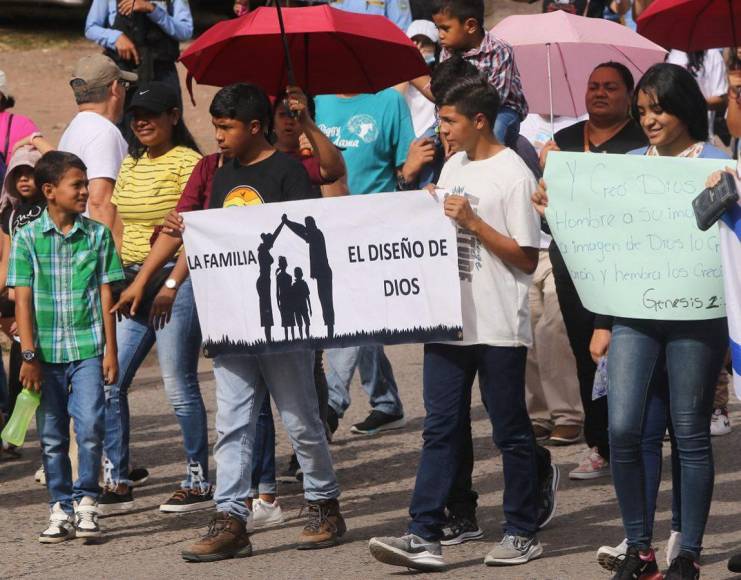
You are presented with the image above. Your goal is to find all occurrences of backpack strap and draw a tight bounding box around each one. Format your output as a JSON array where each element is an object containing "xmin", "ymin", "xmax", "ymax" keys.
[{"xmin": 1, "ymin": 113, "xmax": 14, "ymax": 163}]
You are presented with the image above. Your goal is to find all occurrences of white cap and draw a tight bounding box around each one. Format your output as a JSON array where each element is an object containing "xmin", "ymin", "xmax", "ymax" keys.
[
  {"xmin": 407, "ymin": 20, "xmax": 439, "ymax": 44},
  {"xmin": 0, "ymin": 71, "xmax": 10, "ymax": 97}
]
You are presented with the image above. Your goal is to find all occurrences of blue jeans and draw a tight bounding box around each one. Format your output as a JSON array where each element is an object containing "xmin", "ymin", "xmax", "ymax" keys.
[
  {"xmin": 494, "ymin": 106, "xmax": 521, "ymax": 148},
  {"xmin": 104, "ymin": 277, "xmax": 209, "ymax": 489},
  {"xmin": 408, "ymin": 344, "xmax": 539, "ymax": 540},
  {"xmin": 608, "ymin": 318, "xmax": 728, "ymax": 558},
  {"xmin": 212, "ymin": 350, "xmax": 339, "ymax": 522},
  {"xmin": 250, "ymin": 396, "xmax": 277, "ymax": 497},
  {"xmin": 38, "ymin": 357, "xmax": 105, "ymax": 513},
  {"xmin": 325, "ymin": 345, "xmax": 403, "ymax": 418}
]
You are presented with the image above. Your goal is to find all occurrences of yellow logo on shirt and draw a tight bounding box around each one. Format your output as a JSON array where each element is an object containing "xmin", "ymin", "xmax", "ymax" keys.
[{"xmin": 224, "ymin": 186, "xmax": 264, "ymax": 207}]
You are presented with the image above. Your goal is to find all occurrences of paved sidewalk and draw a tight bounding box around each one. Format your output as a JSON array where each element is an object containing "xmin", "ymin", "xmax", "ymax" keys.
[{"xmin": 2, "ymin": 345, "xmax": 740, "ymax": 579}]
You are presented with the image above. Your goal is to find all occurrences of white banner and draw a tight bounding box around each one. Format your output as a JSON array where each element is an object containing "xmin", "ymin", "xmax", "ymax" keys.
[{"xmin": 182, "ymin": 191, "xmax": 463, "ymax": 356}]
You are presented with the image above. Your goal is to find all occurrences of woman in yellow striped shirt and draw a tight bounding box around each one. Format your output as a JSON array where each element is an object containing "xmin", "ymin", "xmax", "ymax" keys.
[{"xmin": 100, "ymin": 82, "xmax": 211, "ymax": 516}]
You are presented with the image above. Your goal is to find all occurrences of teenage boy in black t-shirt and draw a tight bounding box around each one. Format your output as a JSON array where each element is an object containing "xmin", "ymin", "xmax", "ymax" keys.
[{"xmin": 113, "ymin": 83, "xmax": 345, "ymax": 562}]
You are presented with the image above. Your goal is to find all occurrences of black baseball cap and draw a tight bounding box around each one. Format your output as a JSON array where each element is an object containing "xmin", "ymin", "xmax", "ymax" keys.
[{"xmin": 128, "ymin": 81, "xmax": 179, "ymax": 113}]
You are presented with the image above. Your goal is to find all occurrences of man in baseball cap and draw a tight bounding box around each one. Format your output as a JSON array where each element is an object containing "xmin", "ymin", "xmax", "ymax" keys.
[
  {"xmin": 57, "ymin": 54, "xmax": 136, "ymax": 236},
  {"xmin": 70, "ymin": 54, "xmax": 138, "ymax": 102}
]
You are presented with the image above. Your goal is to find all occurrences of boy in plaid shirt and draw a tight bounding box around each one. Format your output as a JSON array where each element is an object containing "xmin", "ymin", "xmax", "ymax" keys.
[
  {"xmin": 7, "ymin": 151, "xmax": 123, "ymax": 544},
  {"xmin": 413, "ymin": 0, "xmax": 528, "ymax": 148}
]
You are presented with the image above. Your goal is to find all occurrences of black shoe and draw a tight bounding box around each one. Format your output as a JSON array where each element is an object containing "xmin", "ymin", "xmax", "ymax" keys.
[
  {"xmin": 612, "ymin": 547, "xmax": 661, "ymax": 580},
  {"xmin": 350, "ymin": 410, "xmax": 406, "ymax": 435},
  {"xmin": 327, "ymin": 406, "xmax": 339, "ymax": 435},
  {"xmin": 537, "ymin": 463, "xmax": 560, "ymax": 530},
  {"xmin": 277, "ymin": 454, "xmax": 301, "ymax": 484},
  {"xmin": 666, "ymin": 552, "xmax": 700, "ymax": 580},
  {"xmin": 129, "ymin": 467, "xmax": 149, "ymax": 487},
  {"xmin": 98, "ymin": 486, "xmax": 135, "ymax": 517},
  {"xmin": 160, "ymin": 486, "xmax": 215, "ymax": 513},
  {"xmin": 729, "ymin": 552, "xmax": 741, "ymax": 573},
  {"xmin": 440, "ymin": 514, "xmax": 484, "ymax": 546}
]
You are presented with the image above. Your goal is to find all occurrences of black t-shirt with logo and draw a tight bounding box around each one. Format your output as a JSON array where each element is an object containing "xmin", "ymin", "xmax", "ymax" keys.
[
  {"xmin": 1, "ymin": 200, "xmax": 46, "ymax": 238},
  {"xmin": 209, "ymin": 151, "xmax": 316, "ymax": 210}
]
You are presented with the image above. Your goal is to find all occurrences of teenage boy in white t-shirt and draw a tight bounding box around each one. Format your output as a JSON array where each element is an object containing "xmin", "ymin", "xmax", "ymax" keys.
[{"xmin": 369, "ymin": 76, "xmax": 547, "ymax": 571}]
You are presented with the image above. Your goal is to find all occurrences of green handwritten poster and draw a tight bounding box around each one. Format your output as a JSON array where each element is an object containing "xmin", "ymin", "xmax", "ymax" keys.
[{"xmin": 544, "ymin": 152, "xmax": 729, "ymax": 320}]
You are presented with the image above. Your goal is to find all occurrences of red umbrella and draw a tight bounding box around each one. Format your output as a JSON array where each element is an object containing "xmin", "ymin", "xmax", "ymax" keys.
[
  {"xmin": 180, "ymin": 5, "xmax": 429, "ymax": 97},
  {"xmin": 637, "ymin": 0, "xmax": 740, "ymax": 51}
]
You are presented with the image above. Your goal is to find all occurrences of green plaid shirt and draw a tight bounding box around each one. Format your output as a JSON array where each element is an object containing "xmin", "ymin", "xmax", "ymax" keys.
[{"xmin": 7, "ymin": 209, "xmax": 124, "ymax": 364}]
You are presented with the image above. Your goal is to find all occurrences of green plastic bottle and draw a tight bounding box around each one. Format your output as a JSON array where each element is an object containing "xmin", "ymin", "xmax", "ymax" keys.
[{"xmin": 1, "ymin": 389, "xmax": 41, "ymax": 447}]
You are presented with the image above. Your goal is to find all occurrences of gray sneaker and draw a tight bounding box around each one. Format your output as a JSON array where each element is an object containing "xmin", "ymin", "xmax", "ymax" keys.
[
  {"xmin": 484, "ymin": 534, "xmax": 543, "ymax": 566},
  {"xmin": 369, "ymin": 534, "xmax": 444, "ymax": 571}
]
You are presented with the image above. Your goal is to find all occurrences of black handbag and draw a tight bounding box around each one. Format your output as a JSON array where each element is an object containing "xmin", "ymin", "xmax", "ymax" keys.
[{"xmin": 111, "ymin": 264, "xmax": 174, "ymax": 318}]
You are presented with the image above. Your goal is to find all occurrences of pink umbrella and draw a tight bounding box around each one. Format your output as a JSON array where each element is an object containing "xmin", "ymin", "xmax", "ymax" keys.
[{"xmin": 492, "ymin": 11, "xmax": 666, "ymax": 134}]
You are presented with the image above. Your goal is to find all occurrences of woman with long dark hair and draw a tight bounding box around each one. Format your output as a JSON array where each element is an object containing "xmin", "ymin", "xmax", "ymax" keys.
[
  {"xmin": 99, "ymin": 81, "xmax": 211, "ymax": 516},
  {"xmin": 606, "ymin": 63, "xmax": 729, "ymax": 580}
]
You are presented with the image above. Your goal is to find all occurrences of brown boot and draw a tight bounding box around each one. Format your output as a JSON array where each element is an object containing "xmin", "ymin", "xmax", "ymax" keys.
[
  {"xmin": 181, "ymin": 512, "xmax": 252, "ymax": 562},
  {"xmin": 297, "ymin": 499, "xmax": 346, "ymax": 550}
]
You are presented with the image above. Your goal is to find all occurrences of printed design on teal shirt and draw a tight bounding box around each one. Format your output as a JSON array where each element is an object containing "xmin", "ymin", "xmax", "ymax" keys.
[{"xmin": 346, "ymin": 114, "xmax": 379, "ymax": 144}]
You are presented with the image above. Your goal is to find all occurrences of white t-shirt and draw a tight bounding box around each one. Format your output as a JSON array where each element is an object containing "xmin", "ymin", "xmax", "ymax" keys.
[
  {"xmin": 405, "ymin": 85, "xmax": 436, "ymax": 138},
  {"xmin": 520, "ymin": 113, "xmax": 587, "ymax": 153},
  {"xmin": 666, "ymin": 50, "xmax": 728, "ymax": 137},
  {"xmin": 437, "ymin": 148, "xmax": 540, "ymax": 347},
  {"xmin": 58, "ymin": 111, "xmax": 127, "ymax": 181}
]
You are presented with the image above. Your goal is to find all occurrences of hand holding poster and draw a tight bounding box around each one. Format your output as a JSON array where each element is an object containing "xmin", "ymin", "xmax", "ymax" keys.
[
  {"xmin": 182, "ymin": 190, "xmax": 463, "ymax": 355},
  {"xmin": 544, "ymin": 152, "xmax": 729, "ymax": 320}
]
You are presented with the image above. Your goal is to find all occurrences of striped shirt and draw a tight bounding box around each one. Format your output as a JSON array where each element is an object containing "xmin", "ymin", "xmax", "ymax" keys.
[
  {"xmin": 7, "ymin": 209, "xmax": 124, "ymax": 363},
  {"xmin": 112, "ymin": 146, "xmax": 201, "ymax": 265}
]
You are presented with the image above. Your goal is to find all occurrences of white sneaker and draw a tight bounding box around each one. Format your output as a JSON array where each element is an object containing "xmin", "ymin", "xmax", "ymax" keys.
[
  {"xmin": 35, "ymin": 465, "xmax": 46, "ymax": 485},
  {"xmin": 710, "ymin": 408, "xmax": 731, "ymax": 436},
  {"xmin": 666, "ymin": 530, "xmax": 682, "ymax": 567},
  {"xmin": 597, "ymin": 538, "xmax": 628, "ymax": 571},
  {"xmin": 569, "ymin": 447, "xmax": 611, "ymax": 480},
  {"xmin": 246, "ymin": 498, "xmax": 285, "ymax": 532},
  {"xmin": 39, "ymin": 503, "xmax": 76, "ymax": 544},
  {"xmin": 74, "ymin": 496, "xmax": 102, "ymax": 540}
]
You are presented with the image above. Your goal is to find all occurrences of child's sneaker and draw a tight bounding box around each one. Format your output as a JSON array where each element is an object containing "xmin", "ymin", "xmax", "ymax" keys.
[
  {"xmin": 39, "ymin": 502, "xmax": 76, "ymax": 544},
  {"xmin": 247, "ymin": 498, "xmax": 285, "ymax": 531},
  {"xmin": 569, "ymin": 447, "xmax": 610, "ymax": 480},
  {"xmin": 710, "ymin": 407, "xmax": 731, "ymax": 436},
  {"xmin": 74, "ymin": 496, "xmax": 101, "ymax": 540}
]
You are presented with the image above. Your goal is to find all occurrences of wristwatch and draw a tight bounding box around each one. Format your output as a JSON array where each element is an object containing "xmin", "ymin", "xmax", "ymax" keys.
[
  {"xmin": 164, "ymin": 278, "xmax": 179, "ymax": 290},
  {"xmin": 21, "ymin": 350, "xmax": 36, "ymax": 362}
]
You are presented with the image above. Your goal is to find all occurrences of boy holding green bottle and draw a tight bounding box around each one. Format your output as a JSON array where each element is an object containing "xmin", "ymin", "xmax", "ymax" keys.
[{"xmin": 7, "ymin": 151, "xmax": 123, "ymax": 544}]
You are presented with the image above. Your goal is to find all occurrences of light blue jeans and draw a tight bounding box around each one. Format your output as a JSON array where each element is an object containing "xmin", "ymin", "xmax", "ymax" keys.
[
  {"xmin": 38, "ymin": 357, "xmax": 105, "ymax": 513},
  {"xmin": 104, "ymin": 277, "xmax": 209, "ymax": 490},
  {"xmin": 325, "ymin": 345, "xmax": 403, "ymax": 418},
  {"xmin": 212, "ymin": 350, "xmax": 339, "ymax": 522},
  {"xmin": 608, "ymin": 317, "xmax": 728, "ymax": 559}
]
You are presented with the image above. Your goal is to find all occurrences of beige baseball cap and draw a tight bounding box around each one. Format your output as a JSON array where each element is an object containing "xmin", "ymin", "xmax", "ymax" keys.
[{"xmin": 70, "ymin": 54, "xmax": 137, "ymax": 90}]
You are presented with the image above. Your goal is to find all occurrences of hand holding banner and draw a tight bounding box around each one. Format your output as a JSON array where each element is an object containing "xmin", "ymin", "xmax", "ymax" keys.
[
  {"xmin": 544, "ymin": 152, "xmax": 729, "ymax": 320},
  {"xmin": 182, "ymin": 190, "xmax": 463, "ymax": 356}
]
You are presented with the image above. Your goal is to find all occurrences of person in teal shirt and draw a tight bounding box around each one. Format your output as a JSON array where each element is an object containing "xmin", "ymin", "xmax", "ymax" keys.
[
  {"xmin": 314, "ymin": 88, "xmax": 414, "ymax": 437},
  {"xmin": 315, "ymin": 88, "xmax": 415, "ymax": 195}
]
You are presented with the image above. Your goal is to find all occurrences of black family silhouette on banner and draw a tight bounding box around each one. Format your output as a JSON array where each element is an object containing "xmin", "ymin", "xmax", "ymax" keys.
[{"xmin": 254, "ymin": 214, "xmax": 335, "ymax": 342}]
